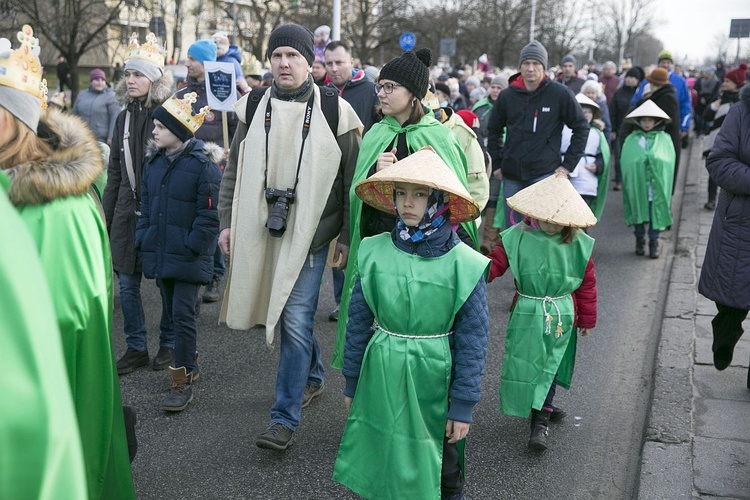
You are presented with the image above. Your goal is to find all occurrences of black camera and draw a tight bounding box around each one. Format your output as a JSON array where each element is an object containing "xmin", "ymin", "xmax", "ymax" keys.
[{"xmin": 265, "ymin": 188, "xmax": 295, "ymax": 237}]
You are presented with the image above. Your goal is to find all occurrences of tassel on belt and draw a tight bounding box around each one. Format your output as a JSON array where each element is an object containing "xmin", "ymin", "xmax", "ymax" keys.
[
  {"xmin": 517, "ymin": 292, "xmax": 567, "ymax": 338},
  {"xmin": 373, "ymin": 321, "xmax": 453, "ymax": 339}
]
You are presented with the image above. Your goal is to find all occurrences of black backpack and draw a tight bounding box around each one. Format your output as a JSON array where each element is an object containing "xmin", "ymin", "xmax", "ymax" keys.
[{"xmin": 244, "ymin": 85, "xmax": 340, "ymax": 137}]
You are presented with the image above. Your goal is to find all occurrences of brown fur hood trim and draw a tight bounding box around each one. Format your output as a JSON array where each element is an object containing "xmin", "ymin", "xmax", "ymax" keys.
[
  {"xmin": 115, "ymin": 70, "xmax": 175, "ymax": 107},
  {"xmin": 145, "ymin": 139, "xmax": 225, "ymax": 165},
  {"xmin": 6, "ymin": 109, "xmax": 103, "ymax": 206}
]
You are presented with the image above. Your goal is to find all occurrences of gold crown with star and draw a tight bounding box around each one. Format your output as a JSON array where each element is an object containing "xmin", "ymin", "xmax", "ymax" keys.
[
  {"xmin": 0, "ymin": 25, "xmax": 47, "ymax": 107},
  {"xmin": 124, "ymin": 32, "xmax": 164, "ymax": 68},
  {"xmin": 162, "ymin": 92, "xmax": 210, "ymax": 133}
]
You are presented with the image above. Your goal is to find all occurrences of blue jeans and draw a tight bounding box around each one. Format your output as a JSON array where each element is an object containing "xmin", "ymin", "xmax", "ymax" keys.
[
  {"xmin": 503, "ymin": 173, "xmax": 556, "ymax": 228},
  {"xmin": 118, "ymin": 272, "xmax": 174, "ymax": 351},
  {"xmin": 213, "ymin": 241, "xmax": 226, "ymax": 280},
  {"xmin": 157, "ymin": 279, "xmax": 201, "ymax": 372},
  {"xmin": 634, "ymin": 201, "xmax": 661, "ymax": 240},
  {"xmin": 271, "ymin": 247, "xmax": 327, "ymax": 431}
]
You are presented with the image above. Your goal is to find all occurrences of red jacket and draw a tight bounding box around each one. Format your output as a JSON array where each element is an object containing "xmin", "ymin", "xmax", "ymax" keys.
[{"xmin": 488, "ymin": 238, "xmax": 597, "ymax": 329}]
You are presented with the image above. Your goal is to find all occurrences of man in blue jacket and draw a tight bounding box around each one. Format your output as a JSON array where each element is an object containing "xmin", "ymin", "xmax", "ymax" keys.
[
  {"xmin": 632, "ymin": 50, "xmax": 692, "ymax": 141},
  {"xmin": 487, "ymin": 40, "xmax": 589, "ymax": 228}
]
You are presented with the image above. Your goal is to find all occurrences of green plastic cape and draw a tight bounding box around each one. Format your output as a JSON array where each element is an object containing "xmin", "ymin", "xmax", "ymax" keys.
[
  {"xmin": 620, "ymin": 130, "xmax": 675, "ymax": 230},
  {"xmin": 589, "ymin": 127, "xmax": 611, "ymax": 221},
  {"xmin": 331, "ymin": 113, "xmax": 478, "ymax": 369}
]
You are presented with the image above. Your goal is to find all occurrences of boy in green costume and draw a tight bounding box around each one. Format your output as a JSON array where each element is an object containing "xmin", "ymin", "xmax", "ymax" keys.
[
  {"xmin": 487, "ymin": 172, "xmax": 598, "ymax": 452},
  {"xmin": 334, "ymin": 148, "xmax": 490, "ymax": 500},
  {"xmin": 620, "ymin": 100, "xmax": 676, "ymax": 258}
]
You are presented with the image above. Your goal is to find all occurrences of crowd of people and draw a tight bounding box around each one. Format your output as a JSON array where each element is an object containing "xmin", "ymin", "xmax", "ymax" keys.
[{"xmin": 3, "ymin": 20, "xmax": 750, "ymax": 500}]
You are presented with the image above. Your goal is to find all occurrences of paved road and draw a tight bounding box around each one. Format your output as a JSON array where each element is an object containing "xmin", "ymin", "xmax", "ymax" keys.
[{"xmin": 117, "ymin": 156, "xmax": 688, "ymax": 499}]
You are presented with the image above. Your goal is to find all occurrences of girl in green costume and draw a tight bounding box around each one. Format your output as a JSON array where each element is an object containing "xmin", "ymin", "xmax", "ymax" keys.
[
  {"xmin": 619, "ymin": 100, "xmax": 676, "ymax": 259},
  {"xmin": 0, "ymin": 25, "xmax": 135, "ymax": 499},
  {"xmin": 332, "ymin": 48, "xmax": 479, "ymax": 370},
  {"xmin": 334, "ymin": 148, "xmax": 490, "ymax": 500},
  {"xmin": 487, "ymin": 173, "xmax": 598, "ymax": 452}
]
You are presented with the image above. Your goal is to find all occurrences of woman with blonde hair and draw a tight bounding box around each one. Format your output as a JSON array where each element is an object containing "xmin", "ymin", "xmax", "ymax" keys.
[{"xmin": 0, "ymin": 25, "xmax": 135, "ymax": 498}]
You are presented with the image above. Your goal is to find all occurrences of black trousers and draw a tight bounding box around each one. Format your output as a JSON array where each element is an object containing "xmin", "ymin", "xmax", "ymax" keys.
[
  {"xmin": 712, "ymin": 302, "xmax": 748, "ymax": 355},
  {"xmin": 441, "ymin": 436, "xmax": 464, "ymax": 498}
]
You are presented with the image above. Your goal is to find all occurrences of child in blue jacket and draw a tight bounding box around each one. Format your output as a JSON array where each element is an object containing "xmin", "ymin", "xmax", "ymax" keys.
[{"xmin": 135, "ymin": 92, "xmax": 222, "ymax": 411}]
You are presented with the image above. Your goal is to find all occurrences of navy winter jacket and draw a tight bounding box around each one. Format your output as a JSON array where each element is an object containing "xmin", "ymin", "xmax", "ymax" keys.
[
  {"xmin": 343, "ymin": 222, "xmax": 489, "ymax": 423},
  {"xmin": 699, "ymin": 84, "xmax": 750, "ymax": 310},
  {"xmin": 135, "ymin": 139, "xmax": 222, "ymax": 285},
  {"xmin": 487, "ymin": 74, "xmax": 589, "ymax": 181}
]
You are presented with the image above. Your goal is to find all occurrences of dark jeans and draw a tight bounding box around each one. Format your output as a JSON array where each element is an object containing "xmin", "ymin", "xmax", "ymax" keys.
[
  {"xmin": 543, "ymin": 375, "xmax": 558, "ymax": 410},
  {"xmin": 213, "ymin": 242, "xmax": 226, "ymax": 280},
  {"xmin": 503, "ymin": 173, "xmax": 555, "ymax": 228},
  {"xmin": 711, "ymin": 303, "xmax": 748, "ymax": 357},
  {"xmin": 157, "ymin": 279, "xmax": 201, "ymax": 372},
  {"xmin": 441, "ymin": 437, "xmax": 464, "ymax": 498},
  {"xmin": 634, "ymin": 201, "xmax": 661, "ymax": 240},
  {"xmin": 118, "ymin": 271, "xmax": 173, "ymax": 351},
  {"xmin": 332, "ymin": 267, "xmax": 344, "ymax": 305}
]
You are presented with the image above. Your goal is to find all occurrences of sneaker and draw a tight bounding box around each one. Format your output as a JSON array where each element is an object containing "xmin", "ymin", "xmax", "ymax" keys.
[
  {"xmin": 162, "ymin": 366, "xmax": 194, "ymax": 412},
  {"xmin": 202, "ymin": 275, "xmax": 222, "ymax": 303},
  {"xmin": 117, "ymin": 348, "xmax": 149, "ymax": 375},
  {"xmin": 328, "ymin": 305, "xmax": 340, "ymax": 322},
  {"xmin": 152, "ymin": 346, "xmax": 174, "ymax": 371},
  {"xmin": 301, "ymin": 382, "xmax": 324, "ymax": 408},
  {"xmin": 613, "ymin": 183, "xmax": 622, "ymax": 191},
  {"xmin": 704, "ymin": 201, "xmax": 716, "ymax": 210},
  {"xmin": 256, "ymin": 423, "xmax": 294, "ymax": 451}
]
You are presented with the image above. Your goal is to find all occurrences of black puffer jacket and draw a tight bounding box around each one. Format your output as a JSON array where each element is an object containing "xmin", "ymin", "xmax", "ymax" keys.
[
  {"xmin": 102, "ymin": 71, "xmax": 174, "ymax": 274},
  {"xmin": 326, "ymin": 69, "xmax": 380, "ymax": 133},
  {"xmin": 699, "ymin": 84, "xmax": 750, "ymax": 310},
  {"xmin": 487, "ymin": 74, "xmax": 589, "ymax": 181}
]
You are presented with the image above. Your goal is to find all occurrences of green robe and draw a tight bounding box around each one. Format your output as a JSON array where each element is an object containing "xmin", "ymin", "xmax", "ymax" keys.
[
  {"xmin": 16, "ymin": 195, "xmax": 135, "ymax": 499},
  {"xmin": 589, "ymin": 127, "xmax": 611, "ymax": 221},
  {"xmin": 499, "ymin": 225, "xmax": 594, "ymax": 417},
  {"xmin": 620, "ymin": 130, "xmax": 675, "ymax": 230},
  {"xmin": 333, "ymin": 234, "xmax": 488, "ymax": 500},
  {"xmin": 332, "ymin": 113, "xmax": 479, "ymax": 369},
  {"xmin": 0, "ymin": 172, "xmax": 88, "ymax": 499}
]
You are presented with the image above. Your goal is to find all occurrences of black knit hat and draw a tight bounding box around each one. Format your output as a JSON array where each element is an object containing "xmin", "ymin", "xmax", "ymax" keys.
[
  {"xmin": 625, "ymin": 66, "xmax": 645, "ymax": 82},
  {"xmin": 378, "ymin": 48, "xmax": 432, "ymax": 100},
  {"xmin": 266, "ymin": 24, "xmax": 315, "ymax": 66},
  {"xmin": 153, "ymin": 105, "xmax": 193, "ymax": 143}
]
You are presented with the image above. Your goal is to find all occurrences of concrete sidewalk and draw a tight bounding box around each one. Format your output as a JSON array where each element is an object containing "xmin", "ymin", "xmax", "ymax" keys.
[{"xmin": 638, "ymin": 140, "xmax": 750, "ymax": 499}]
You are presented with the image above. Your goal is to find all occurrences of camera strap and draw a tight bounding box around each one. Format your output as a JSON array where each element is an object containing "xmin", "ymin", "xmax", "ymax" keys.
[{"xmin": 263, "ymin": 92, "xmax": 316, "ymax": 192}]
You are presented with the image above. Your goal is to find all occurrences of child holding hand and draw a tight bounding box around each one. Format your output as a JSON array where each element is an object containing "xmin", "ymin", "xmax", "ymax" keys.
[
  {"xmin": 487, "ymin": 172, "xmax": 598, "ymax": 452},
  {"xmin": 333, "ymin": 147, "xmax": 490, "ymax": 500}
]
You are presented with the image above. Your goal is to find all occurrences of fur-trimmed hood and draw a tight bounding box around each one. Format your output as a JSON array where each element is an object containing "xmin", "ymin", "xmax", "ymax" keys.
[
  {"xmin": 144, "ymin": 138, "xmax": 224, "ymax": 165},
  {"xmin": 6, "ymin": 109, "xmax": 103, "ymax": 207},
  {"xmin": 114, "ymin": 70, "xmax": 175, "ymax": 107}
]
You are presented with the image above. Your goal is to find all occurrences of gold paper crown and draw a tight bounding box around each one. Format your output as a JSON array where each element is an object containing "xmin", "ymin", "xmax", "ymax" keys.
[
  {"xmin": 162, "ymin": 92, "xmax": 210, "ymax": 133},
  {"xmin": 0, "ymin": 25, "xmax": 47, "ymax": 106},
  {"xmin": 124, "ymin": 32, "xmax": 164, "ymax": 69}
]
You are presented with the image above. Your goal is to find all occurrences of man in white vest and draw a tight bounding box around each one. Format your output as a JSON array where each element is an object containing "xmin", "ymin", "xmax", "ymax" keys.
[{"xmin": 217, "ymin": 24, "xmax": 363, "ymax": 451}]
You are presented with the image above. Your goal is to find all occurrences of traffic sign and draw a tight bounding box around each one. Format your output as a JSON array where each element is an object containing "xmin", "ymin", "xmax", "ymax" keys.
[{"xmin": 399, "ymin": 32, "xmax": 416, "ymax": 51}]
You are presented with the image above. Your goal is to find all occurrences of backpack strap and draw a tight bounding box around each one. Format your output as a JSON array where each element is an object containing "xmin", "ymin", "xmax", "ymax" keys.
[{"xmin": 244, "ymin": 84, "xmax": 340, "ymax": 138}]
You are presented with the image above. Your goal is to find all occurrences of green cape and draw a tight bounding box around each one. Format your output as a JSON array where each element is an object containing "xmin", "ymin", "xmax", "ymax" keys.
[
  {"xmin": 331, "ymin": 113, "xmax": 478, "ymax": 369},
  {"xmin": 589, "ymin": 127, "xmax": 611, "ymax": 221}
]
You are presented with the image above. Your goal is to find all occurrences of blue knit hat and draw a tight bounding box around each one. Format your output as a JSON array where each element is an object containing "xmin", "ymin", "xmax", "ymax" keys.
[{"xmin": 188, "ymin": 39, "xmax": 217, "ymax": 64}]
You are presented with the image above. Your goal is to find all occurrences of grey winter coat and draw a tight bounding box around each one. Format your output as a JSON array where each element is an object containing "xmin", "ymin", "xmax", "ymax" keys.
[
  {"xmin": 699, "ymin": 84, "xmax": 750, "ymax": 310},
  {"xmin": 72, "ymin": 87, "xmax": 121, "ymax": 143},
  {"xmin": 102, "ymin": 71, "xmax": 174, "ymax": 274}
]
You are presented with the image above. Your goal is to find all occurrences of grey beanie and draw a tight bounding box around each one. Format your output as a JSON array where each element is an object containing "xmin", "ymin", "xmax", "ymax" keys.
[
  {"xmin": 124, "ymin": 58, "xmax": 164, "ymax": 83},
  {"xmin": 491, "ymin": 74, "xmax": 509, "ymax": 89},
  {"xmin": 561, "ymin": 54, "xmax": 577, "ymax": 67},
  {"xmin": 266, "ymin": 24, "xmax": 315, "ymax": 66},
  {"xmin": 518, "ymin": 41, "xmax": 548, "ymax": 69},
  {"xmin": 466, "ymin": 76, "xmax": 481, "ymax": 88},
  {"xmin": 0, "ymin": 85, "xmax": 42, "ymax": 133}
]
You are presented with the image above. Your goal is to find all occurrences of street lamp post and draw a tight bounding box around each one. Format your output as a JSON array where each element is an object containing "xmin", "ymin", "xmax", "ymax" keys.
[{"xmin": 332, "ymin": 0, "xmax": 341, "ymax": 41}]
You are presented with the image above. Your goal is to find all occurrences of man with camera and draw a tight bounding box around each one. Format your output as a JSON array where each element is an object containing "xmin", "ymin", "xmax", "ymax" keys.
[{"xmin": 217, "ymin": 24, "xmax": 362, "ymax": 452}]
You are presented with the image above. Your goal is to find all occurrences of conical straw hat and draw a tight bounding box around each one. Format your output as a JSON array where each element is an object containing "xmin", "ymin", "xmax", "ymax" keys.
[
  {"xmin": 355, "ymin": 146, "xmax": 480, "ymax": 224},
  {"xmin": 625, "ymin": 99, "xmax": 671, "ymax": 123},
  {"xmin": 506, "ymin": 171, "xmax": 597, "ymax": 228},
  {"xmin": 575, "ymin": 93, "xmax": 602, "ymax": 120}
]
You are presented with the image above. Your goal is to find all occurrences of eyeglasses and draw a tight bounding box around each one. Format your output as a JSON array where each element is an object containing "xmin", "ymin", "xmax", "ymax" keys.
[{"xmin": 375, "ymin": 82, "xmax": 402, "ymax": 94}]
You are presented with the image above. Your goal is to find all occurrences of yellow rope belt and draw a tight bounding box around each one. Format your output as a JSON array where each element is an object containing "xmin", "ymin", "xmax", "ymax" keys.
[{"xmin": 516, "ymin": 292, "xmax": 567, "ymax": 338}]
